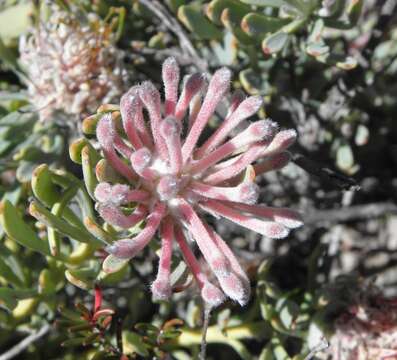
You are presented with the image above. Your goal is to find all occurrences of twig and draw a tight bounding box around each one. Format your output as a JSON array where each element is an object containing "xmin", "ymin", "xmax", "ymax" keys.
[
  {"xmin": 292, "ymin": 153, "xmax": 359, "ymax": 191},
  {"xmin": 305, "ymin": 202, "xmax": 397, "ymax": 225},
  {"xmin": 0, "ymin": 324, "xmax": 51, "ymax": 360},
  {"xmin": 129, "ymin": 46, "xmax": 203, "ymax": 68},
  {"xmin": 200, "ymin": 305, "xmax": 212, "ymax": 360},
  {"xmin": 137, "ymin": 0, "xmax": 208, "ymax": 72}
]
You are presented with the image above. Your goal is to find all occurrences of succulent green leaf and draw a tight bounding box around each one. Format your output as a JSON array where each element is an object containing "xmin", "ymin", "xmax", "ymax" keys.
[
  {"xmin": 38, "ymin": 269, "xmax": 57, "ymax": 294},
  {"xmin": 240, "ymin": 0, "xmax": 284, "ymax": 6},
  {"xmin": 306, "ymin": 42, "xmax": 330, "ymax": 57},
  {"xmin": 65, "ymin": 267, "xmax": 99, "ymax": 290},
  {"xmin": 0, "ymin": 37, "xmax": 19, "ymax": 71},
  {"xmin": 0, "ymin": 255, "xmax": 24, "ymax": 287},
  {"xmin": 320, "ymin": 0, "xmax": 346, "ymax": 18},
  {"xmin": 178, "ymin": 5, "xmax": 223, "ymax": 40},
  {"xmin": 61, "ymin": 337, "xmax": 88, "ymax": 347},
  {"xmin": 336, "ymin": 144, "xmax": 354, "ymax": 172},
  {"xmin": 262, "ymin": 31, "xmax": 289, "ymax": 55},
  {"xmin": 283, "ymin": 0, "xmax": 315, "ymax": 16},
  {"xmin": 82, "ymin": 113, "xmax": 102, "ymax": 135},
  {"xmin": 0, "ymin": 200, "xmax": 50, "ymax": 256},
  {"xmin": 278, "ymin": 299, "xmax": 300, "ymax": 329},
  {"xmin": 81, "ymin": 145, "xmax": 100, "ymax": 199},
  {"xmin": 97, "ymin": 260, "xmax": 129, "ymax": 284},
  {"xmin": 272, "ymin": 338, "xmax": 290, "ymax": 360},
  {"xmin": 308, "ymin": 19, "xmax": 324, "ymax": 43},
  {"xmin": 69, "ymin": 138, "xmax": 97, "ymax": 165},
  {"xmin": 355, "ymin": 124, "xmax": 369, "ymax": 146},
  {"xmin": 31, "ymin": 164, "xmax": 61, "ymax": 207},
  {"xmin": 166, "ymin": 0, "xmax": 187, "ymax": 13},
  {"xmin": 102, "ymin": 254, "xmax": 130, "ymax": 274},
  {"xmin": 220, "ymin": 8, "xmax": 252, "ymax": 44},
  {"xmin": 0, "ymin": 288, "xmax": 37, "ymax": 312},
  {"xmin": 123, "ymin": 331, "xmax": 150, "ymax": 357},
  {"xmin": 336, "ymin": 56, "xmax": 357, "ymax": 70},
  {"xmin": 347, "ymin": 0, "xmax": 363, "ymax": 26},
  {"xmin": 83, "ymin": 217, "xmax": 114, "ymax": 245},
  {"xmin": 95, "ymin": 159, "xmax": 126, "ymax": 183},
  {"xmin": 16, "ymin": 160, "xmax": 39, "ymax": 182},
  {"xmin": 206, "ymin": 0, "xmax": 250, "ymax": 25},
  {"xmin": 241, "ymin": 13, "xmax": 290, "ymax": 39},
  {"xmin": 259, "ymin": 344, "xmax": 273, "ymax": 360},
  {"xmin": 29, "ymin": 200, "xmax": 102, "ymax": 246}
]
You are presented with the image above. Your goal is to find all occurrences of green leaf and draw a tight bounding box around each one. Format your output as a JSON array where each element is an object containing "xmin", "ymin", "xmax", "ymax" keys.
[
  {"xmin": 95, "ymin": 159, "xmax": 126, "ymax": 184},
  {"xmin": 165, "ymin": 0, "xmax": 187, "ymax": 13},
  {"xmin": 29, "ymin": 200, "xmax": 102, "ymax": 246},
  {"xmin": 16, "ymin": 160, "xmax": 39, "ymax": 182},
  {"xmin": 83, "ymin": 217, "xmax": 114, "ymax": 245},
  {"xmin": 271, "ymin": 337, "xmax": 290, "ymax": 360},
  {"xmin": 82, "ymin": 113, "xmax": 102, "ymax": 135},
  {"xmin": 0, "ymin": 187, "xmax": 20, "ymax": 205},
  {"xmin": 38, "ymin": 269, "xmax": 57, "ymax": 294},
  {"xmin": 81, "ymin": 145, "xmax": 100, "ymax": 199},
  {"xmin": 262, "ymin": 32, "xmax": 289, "ymax": 55},
  {"xmin": 336, "ymin": 144, "xmax": 354, "ymax": 172},
  {"xmin": 178, "ymin": 5, "xmax": 223, "ymax": 40},
  {"xmin": 0, "ymin": 287, "xmax": 37, "ymax": 311},
  {"xmin": 336, "ymin": 56, "xmax": 357, "ymax": 70},
  {"xmin": 0, "ymin": 288, "xmax": 17, "ymax": 311},
  {"xmin": 65, "ymin": 267, "xmax": 99, "ymax": 290},
  {"xmin": 241, "ymin": 13, "xmax": 289, "ymax": 39},
  {"xmin": 170, "ymin": 260, "xmax": 191, "ymax": 290},
  {"xmin": 239, "ymin": 68, "xmax": 270, "ymax": 95},
  {"xmin": 319, "ymin": 0, "xmax": 346, "ymax": 18},
  {"xmin": 0, "ymin": 256, "xmax": 24, "ymax": 286},
  {"xmin": 347, "ymin": 0, "xmax": 362, "ymax": 25},
  {"xmin": 277, "ymin": 298, "xmax": 300, "ymax": 329},
  {"xmin": 259, "ymin": 344, "xmax": 273, "ymax": 360},
  {"xmin": 102, "ymin": 254, "xmax": 129, "ymax": 274},
  {"xmin": 283, "ymin": 0, "xmax": 315, "ymax": 15},
  {"xmin": 206, "ymin": 0, "xmax": 250, "ymax": 25},
  {"xmin": 69, "ymin": 138, "xmax": 97, "ymax": 165},
  {"xmin": 306, "ymin": 42, "xmax": 329, "ymax": 57},
  {"xmin": 0, "ymin": 37, "xmax": 19, "ymax": 71},
  {"xmin": 0, "ymin": 91, "xmax": 29, "ymax": 102},
  {"xmin": 240, "ymin": 0, "xmax": 285, "ymax": 6},
  {"xmin": 0, "ymin": 200, "xmax": 50, "ymax": 256},
  {"xmin": 61, "ymin": 337, "xmax": 88, "ymax": 347},
  {"xmin": 123, "ymin": 331, "xmax": 149, "ymax": 357},
  {"xmin": 31, "ymin": 164, "xmax": 61, "ymax": 207},
  {"xmin": 220, "ymin": 8, "xmax": 252, "ymax": 45},
  {"xmin": 355, "ymin": 124, "xmax": 369, "ymax": 146}
]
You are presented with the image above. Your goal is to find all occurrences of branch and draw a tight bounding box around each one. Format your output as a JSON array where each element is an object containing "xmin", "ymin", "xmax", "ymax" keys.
[
  {"xmin": 304, "ymin": 337, "xmax": 329, "ymax": 360},
  {"xmin": 292, "ymin": 153, "xmax": 359, "ymax": 191},
  {"xmin": 305, "ymin": 202, "xmax": 397, "ymax": 225},
  {"xmin": 0, "ymin": 324, "xmax": 51, "ymax": 360},
  {"xmin": 137, "ymin": 0, "xmax": 208, "ymax": 72}
]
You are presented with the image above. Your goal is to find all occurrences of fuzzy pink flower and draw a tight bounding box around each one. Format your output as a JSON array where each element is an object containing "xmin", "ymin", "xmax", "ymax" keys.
[{"xmin": 94, "ymin": 57, "xmax": 302, "ymax": 308}]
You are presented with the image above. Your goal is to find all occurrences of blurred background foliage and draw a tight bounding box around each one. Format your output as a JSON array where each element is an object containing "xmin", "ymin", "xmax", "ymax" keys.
[{"xmin": 0, "ymin": 0, "xmax": 397, "ymax": 359}]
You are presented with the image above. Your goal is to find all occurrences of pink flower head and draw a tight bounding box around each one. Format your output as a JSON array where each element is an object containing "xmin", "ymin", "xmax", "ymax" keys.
[{"xmin": 94, "ymin": 57, "xmax": 302, "ymax": 308}]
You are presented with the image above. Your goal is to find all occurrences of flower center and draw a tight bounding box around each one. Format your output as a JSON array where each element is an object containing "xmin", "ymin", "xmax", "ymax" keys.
[{"xmin": 156, "ymin": 175, "xmax": 180, "ymax": 201}]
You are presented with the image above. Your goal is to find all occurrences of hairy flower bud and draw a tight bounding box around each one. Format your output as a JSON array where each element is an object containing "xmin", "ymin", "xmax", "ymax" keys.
[{"xmin": 19, "ymin": 4, "xmax": 128, "ymax": 121}]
